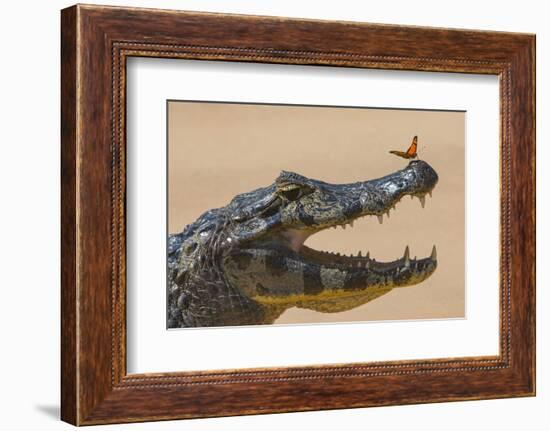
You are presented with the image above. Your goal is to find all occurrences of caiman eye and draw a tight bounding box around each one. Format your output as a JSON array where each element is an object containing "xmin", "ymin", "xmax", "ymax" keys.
[{"xmin": 278, "ymin": 184, "xmax": 312, "ymax": 201}]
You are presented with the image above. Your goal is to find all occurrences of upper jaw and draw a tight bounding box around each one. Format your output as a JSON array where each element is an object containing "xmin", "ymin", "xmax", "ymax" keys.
[
  {"xmin": 288, "ymin": 160, "xmax": 439, "ymax": 236},
  {"xmin": 233, "ymin": 160, "xmax": 438, "ymax": 257},
  {"xmin": 347, "ymin": 159, "xmax": 438, "ymax": 223}
]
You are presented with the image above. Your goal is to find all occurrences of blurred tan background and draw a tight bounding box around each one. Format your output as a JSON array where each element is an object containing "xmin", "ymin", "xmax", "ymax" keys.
[{"xmin": 168, "ymin": 101, "xmax": 465, "ymax": 324}]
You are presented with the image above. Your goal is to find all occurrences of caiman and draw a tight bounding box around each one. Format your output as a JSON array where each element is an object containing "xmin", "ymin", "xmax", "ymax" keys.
[{"xmin": 167, "ymin": 160, "xmax": 438, "ymax": 328}]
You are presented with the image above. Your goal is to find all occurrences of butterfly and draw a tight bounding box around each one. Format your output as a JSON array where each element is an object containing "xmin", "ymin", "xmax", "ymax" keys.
[{"xmin": 389, "ymin": 136, "xmax": 418, "ymax": 159}]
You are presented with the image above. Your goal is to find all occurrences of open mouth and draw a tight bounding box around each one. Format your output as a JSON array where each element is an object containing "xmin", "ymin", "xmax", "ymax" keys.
[
  {"xmin": 283, "ymin": 193, "xmax": 436, "ymax": 281},
  {"xmin": 273, "ymin": 162, "xmax": 439, "ymax": 289}
]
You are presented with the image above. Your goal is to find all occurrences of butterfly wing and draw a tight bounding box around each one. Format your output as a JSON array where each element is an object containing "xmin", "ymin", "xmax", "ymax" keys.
[
  {"xmin": 389, "ymin": 136, "xmax": 418, "ymax": 159},
  {"xmin": 406, "ymin": 136, "xmax": 418, "ymax": 157},
  {"xmin": 389, "ymin": 150, "xmax": 408, "ymax": 158}
]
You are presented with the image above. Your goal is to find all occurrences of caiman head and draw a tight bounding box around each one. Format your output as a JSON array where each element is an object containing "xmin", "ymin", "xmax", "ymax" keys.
[{"xmin": 217, "ymin": 160, "xmax": 438, "ymax": 314}]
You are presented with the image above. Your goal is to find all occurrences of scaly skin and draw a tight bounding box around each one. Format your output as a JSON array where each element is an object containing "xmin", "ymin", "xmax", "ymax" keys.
[{"xmin": 168, "ymin": 160, "xmax": 439, "ymax": 328}]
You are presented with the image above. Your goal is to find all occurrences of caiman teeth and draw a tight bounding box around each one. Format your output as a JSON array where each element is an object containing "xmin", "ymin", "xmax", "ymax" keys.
[
  {"xmin": 419, "ymin": 195, "xmax": 426, "ymax": 208},
  {"xmin": 320, "ymin": 187, "xmax": 436, "ymax": 233},
  {"xmin": 313, "ymin": 245, "xmax": 435, "ymax": 271}
]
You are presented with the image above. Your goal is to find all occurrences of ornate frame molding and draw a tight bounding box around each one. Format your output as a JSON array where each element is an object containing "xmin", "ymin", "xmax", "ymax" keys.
[{"xmin": 61, "ymin": 5, "xmax": 535, "ymax": 425}]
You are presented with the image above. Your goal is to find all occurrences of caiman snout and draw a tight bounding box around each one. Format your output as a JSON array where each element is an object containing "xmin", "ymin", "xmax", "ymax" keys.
[{"xmin": 360, "ymin": 160, "xmax": 439, "ymax": 219}]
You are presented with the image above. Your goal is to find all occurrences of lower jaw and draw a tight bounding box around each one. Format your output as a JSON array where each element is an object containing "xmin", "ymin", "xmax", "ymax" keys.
[
  {"xmin": 298, "ymin": 245, "xmax": 407, "ymax": 272},
  {"xmin": 292, "ymin": 246, "xmax": 436, "ymax": 286}
]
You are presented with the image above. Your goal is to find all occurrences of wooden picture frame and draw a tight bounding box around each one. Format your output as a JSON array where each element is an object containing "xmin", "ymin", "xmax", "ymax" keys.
[{"xmin": 61, "ymin": 4, "xmax": 535, "ymax": 425}]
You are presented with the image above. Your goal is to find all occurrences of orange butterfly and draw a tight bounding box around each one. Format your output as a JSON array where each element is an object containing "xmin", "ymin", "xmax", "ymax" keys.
[{"xmin": 389, "ymin": 136, "xmax": 418, "ymax": 159}]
